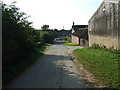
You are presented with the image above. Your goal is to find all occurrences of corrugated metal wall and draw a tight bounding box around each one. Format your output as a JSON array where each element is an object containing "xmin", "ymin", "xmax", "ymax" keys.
[
  {"xmin": 88, "ymin": 1, "xmax": 119, "ymax": 38},
  {"xmin": 118, "ymin": 1, "xmax": 120, "ymax": 38},
  {"xmin": 88, "ymin": 0, "xmax": 120, "ymax": 49}
]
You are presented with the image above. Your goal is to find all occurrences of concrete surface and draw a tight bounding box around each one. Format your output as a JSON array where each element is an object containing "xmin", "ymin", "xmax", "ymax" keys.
[{"xmin": 6, "ymin": 41, "xmax": 93, "ymax": 88}]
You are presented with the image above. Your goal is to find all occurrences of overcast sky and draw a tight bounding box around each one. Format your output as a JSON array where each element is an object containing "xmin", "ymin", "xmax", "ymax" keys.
[{"xmin": 3, "ymin": 0, "xmax": 103, "ymax": 30}]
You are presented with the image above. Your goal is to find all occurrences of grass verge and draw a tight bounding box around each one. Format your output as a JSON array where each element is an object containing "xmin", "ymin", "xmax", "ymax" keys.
[
  {"xmin": 73, "ymin": 47, "xmax": 119, "ymax": 89},
  {"xmin": 3, "ymin": 43, "xmax": 51, "ymax": 87},
  {"xmin": 64, "ymin": 42, "xmax": 79, "ymax": 46},
  {"xmin": 60, "ymin": 40, "xmax": 70, "ymax": 43},
  {"xmin": 62, "ymin": 41, "xmax": 79, "ymax": 46}
]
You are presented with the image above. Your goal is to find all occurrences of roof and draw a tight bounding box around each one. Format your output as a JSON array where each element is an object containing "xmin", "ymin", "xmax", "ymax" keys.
[
  {"xmin": 59, "ymin": 30, "xmax": 72, "ymax": 36},
  {"xmin": 104, "ymin": 0, "xmax": 120, "ymax": 3},
  {"xmin": 89, "ymin": 0, "xmax": 119, "ymax": 22},
  {"xmin": 72, "ymin": 25, "xmax": 88, "ymax": 32},
  {"xmin": 72, "ymin": 29, "xmax": 88, "ymax": 40}
]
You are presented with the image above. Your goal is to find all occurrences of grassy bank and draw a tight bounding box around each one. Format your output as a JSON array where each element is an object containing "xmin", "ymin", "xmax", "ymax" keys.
[
  {"xmin": 3, "ymin": 43, "xmax": 50, "ymax": 87},
  {"xmin": 73, "ymin": 47, "xmax": 119, "ymax": 89}
]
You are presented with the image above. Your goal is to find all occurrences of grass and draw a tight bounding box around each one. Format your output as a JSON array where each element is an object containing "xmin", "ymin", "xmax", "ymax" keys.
[
  {"xmin": 73, "ymin": 47, "xmax": 119, "ymax": 89},
  {"xmin": 3, "ymin": 43, "xmax": 51, "ymax": 87},
  {"xmin": 64, "ymin": 42, "xmax": 79, "ymax": 46},
  {"xmin": 60, "ymin": 40, "xmax": 70, "ymax": 43},
  {"xmin": 62, "ymin": 41, "xmax": 79, "ymax": 46}
]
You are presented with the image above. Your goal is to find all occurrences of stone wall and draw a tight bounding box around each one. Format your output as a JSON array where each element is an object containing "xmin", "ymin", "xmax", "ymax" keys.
[
  {"xmin": 89, "ymin": 35, "xmax": 120, "ymax": 50},
  {"xmin": 80, "ymin": 38, "xmax": 89, "ymax": 47},
  {"xmin": 71, "ymin": 35, "xmax": 89, "ymax": 46},
  {"xmin": 71, "ymin": 35, "xmax": 79, "ymax": 44}
]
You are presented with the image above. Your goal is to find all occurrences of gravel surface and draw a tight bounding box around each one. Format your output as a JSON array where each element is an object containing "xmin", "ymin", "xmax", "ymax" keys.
[
  {"xmin": 66, "ymin": 46, "xmax": 83, "ymax": 54},
  {"xmin": 6, "ymin": 41, "xmax": 94, "ymax": 88}
]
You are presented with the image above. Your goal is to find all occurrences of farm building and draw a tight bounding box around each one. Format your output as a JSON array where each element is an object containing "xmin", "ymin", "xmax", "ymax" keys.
[
  {"xmin": 88, "ymin": 0, "xmax": 120, "ymax": 50},
  {"xmin": 71, "ymin": 22, "xmax": 88, "ymax": 46}
]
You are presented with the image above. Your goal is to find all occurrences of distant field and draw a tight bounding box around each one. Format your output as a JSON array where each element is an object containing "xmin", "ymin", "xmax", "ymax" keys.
[{"xmin": 73, "ymin": 47, "xmax": 119, "ymax": 89}]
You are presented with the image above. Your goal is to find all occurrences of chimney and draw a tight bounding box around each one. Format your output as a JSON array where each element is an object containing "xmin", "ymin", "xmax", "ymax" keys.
[{"xmin": 73, "ymin": 21, "xmax": 74, "ymax": 26}]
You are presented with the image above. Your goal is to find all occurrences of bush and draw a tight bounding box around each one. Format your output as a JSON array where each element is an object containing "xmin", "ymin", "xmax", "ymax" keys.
[
  {"xmin": 91, "ymin": 44, "xmax": 120, "ymax": 55},
  {"xmin": 63, "ymin": 36, "xmax": 71, "ymax": 41},
  {"xmin": 2, "ymin": 2, "xmax": 58, "ymax": 86},
  {"xmin": 2, "ymin": 2, "xmax": 41, "ymax": 86}
]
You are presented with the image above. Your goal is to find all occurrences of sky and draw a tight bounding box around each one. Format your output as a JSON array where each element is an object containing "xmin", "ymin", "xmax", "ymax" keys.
[{"xmin": 2, "ymin": 0, "xmax": 103, "ymax": 30}]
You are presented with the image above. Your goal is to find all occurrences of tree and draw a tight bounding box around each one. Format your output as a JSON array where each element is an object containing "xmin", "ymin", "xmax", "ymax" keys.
[
  {"xmin": 54, "ymin": 28, "xmax": 58, "ymax": 31},
  {"xmin": 41, "ymin": 24, "xmax": 49, "ymax": 30},
  {"xmin": 2, "ymin": 2, "xmax": 38, "ymax": 85}
]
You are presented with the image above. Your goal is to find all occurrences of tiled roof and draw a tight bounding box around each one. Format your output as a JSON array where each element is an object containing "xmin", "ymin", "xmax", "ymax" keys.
[
  {"xmin": 72, "ymin": 29, "xmax": 88, "ymax": 40},
  {"xmin": 72, "ymin": 25, "xmax": 88, "ymax": 32}
]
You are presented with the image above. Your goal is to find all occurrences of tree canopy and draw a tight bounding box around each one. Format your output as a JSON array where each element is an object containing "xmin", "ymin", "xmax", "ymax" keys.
[
  {"xmin": 41, "ymin": 24, "xmax": 49, "ymax": 30},
  {"xmin": 2, "ymin": 2, "xmax": 61, "ymax": 86}
]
